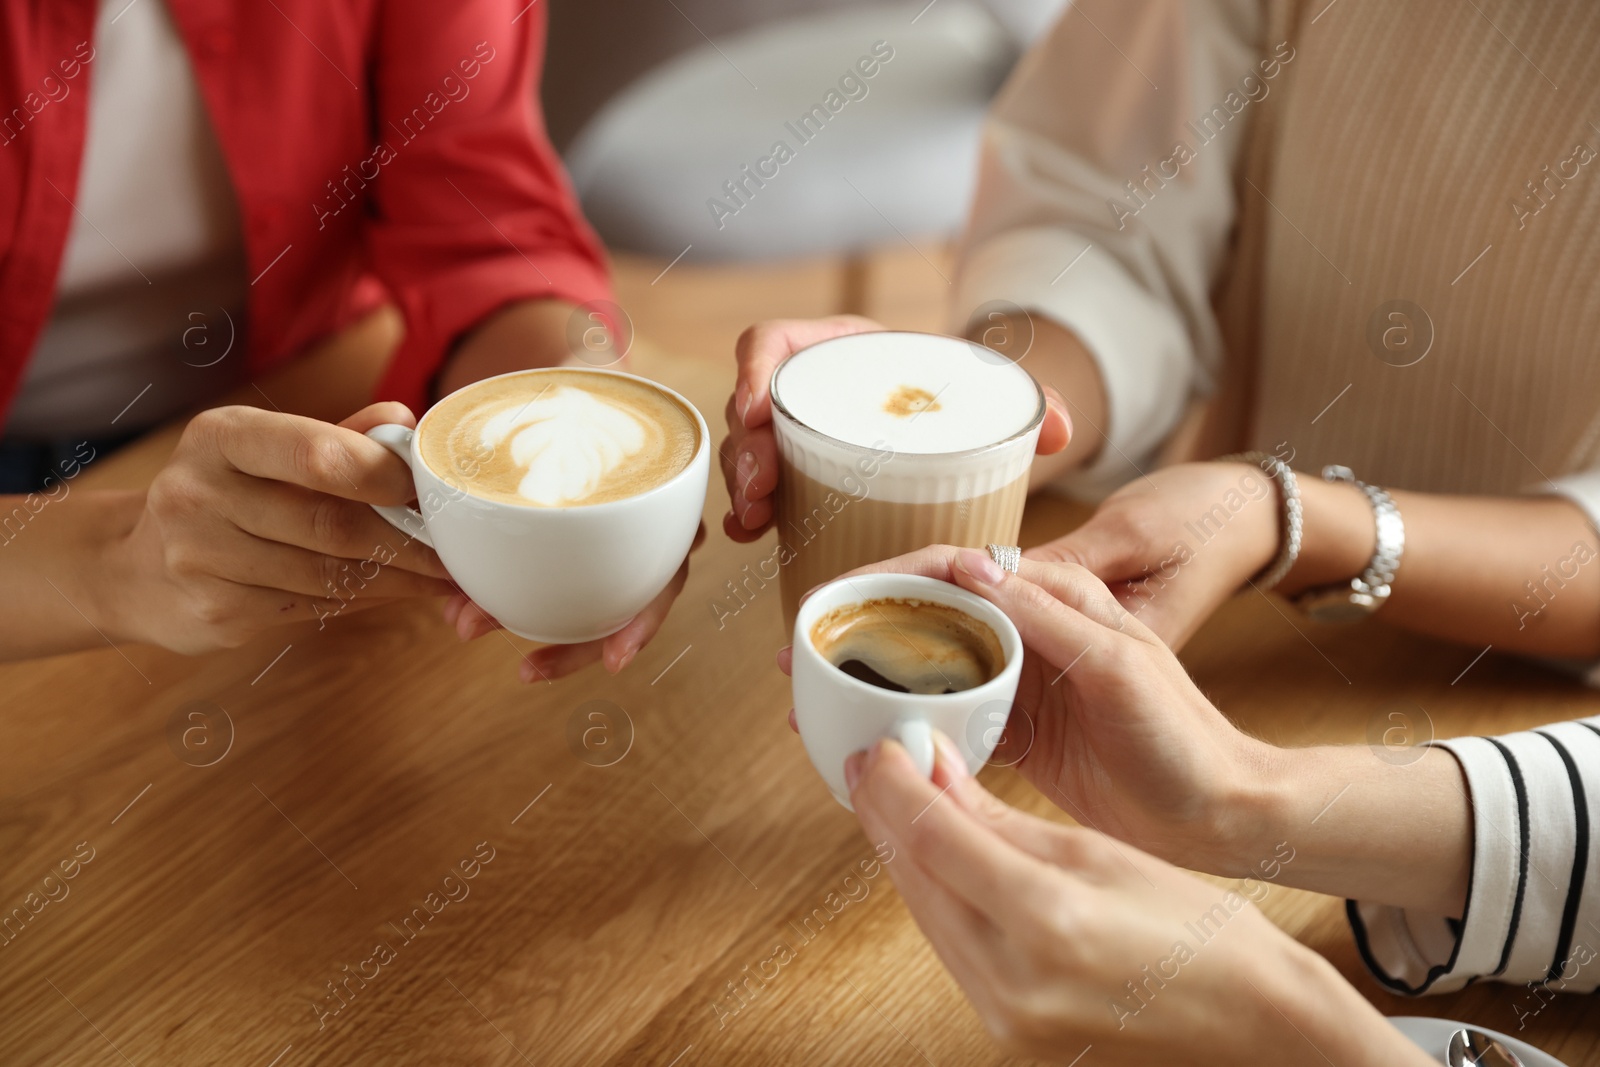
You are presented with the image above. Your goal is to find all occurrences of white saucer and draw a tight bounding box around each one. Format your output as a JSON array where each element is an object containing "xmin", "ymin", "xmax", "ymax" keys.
[{"xmin": 1388, "ymin": 1016, "xmax": 1567, "ymax": 1066}]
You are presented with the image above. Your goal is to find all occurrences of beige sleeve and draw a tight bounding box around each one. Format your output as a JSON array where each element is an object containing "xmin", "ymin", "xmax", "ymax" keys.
[{"xmin": 952, "ymin": 0, "xmax": 1281, "ymax": 497}]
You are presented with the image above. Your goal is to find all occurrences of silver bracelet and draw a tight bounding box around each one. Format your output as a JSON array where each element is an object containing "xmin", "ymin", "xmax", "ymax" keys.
[
  {"xmin": 1218, "ymin": 451, "xmax": 1302, "ymax": 591},
  {"xmin": 1292, "ymin": 465, "xmax": 1405, "ymax": 621}
]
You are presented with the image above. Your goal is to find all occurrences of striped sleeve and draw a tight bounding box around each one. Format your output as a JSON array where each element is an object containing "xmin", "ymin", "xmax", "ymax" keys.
[{"xmin": 1348, "ymin": 718, "xmax": 1600, "ymax": 996}]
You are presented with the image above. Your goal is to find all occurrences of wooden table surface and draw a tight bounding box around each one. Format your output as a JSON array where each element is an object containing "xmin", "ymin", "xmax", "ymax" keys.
[{"xmin": 4, "ymin": 312, "xmax": 1600, "ymax": 1067}]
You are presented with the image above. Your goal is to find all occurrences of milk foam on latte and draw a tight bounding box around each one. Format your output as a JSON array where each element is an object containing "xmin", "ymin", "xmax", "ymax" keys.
[
  {"xmin": 420, "ymin": 370, "xmax": 698, "ymax": 507},
  {"xmin": 773, "ymin": 333, "xmax": 1040, "ymax": 455}
]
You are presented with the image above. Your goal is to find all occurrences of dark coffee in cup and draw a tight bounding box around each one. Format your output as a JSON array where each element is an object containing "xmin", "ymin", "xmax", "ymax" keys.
[{"xmin": 809, "ymin": 596, "xmax": 1005, "ymax": 694}]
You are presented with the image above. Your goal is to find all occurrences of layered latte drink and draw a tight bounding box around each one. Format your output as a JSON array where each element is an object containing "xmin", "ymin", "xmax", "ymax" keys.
[{"xmin": 770, "ymin": 332, "xmax": 1044, "ymax": 625}]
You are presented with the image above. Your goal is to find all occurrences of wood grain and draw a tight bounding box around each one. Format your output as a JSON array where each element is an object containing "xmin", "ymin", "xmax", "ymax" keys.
[{"xmin": 3, "ymin": 257, "xmax": 1599, "ymax": 1065}]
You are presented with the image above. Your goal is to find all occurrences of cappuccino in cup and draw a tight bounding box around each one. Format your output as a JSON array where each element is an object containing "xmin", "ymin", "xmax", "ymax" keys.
[
  {"xmin": 771, "ymin": 333, "xmax": 1044, "ymax": 624},
  {"xmin": 419, "ymin": 370, "xmax": 699, "ymax": 506},
  {"xmin": 365, "ymin": 368, "xmax": 709, "ymax": 644}
]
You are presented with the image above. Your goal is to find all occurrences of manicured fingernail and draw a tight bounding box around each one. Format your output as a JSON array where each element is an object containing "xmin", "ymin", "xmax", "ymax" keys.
[
  {"xmin": 736, "ymin": 451, "xmax": 759, "ymax": 494},
  {"xmin": 934, "ymin": 731, "xmax": 970, "ymax": 779},
  {"xmin": 844, "ymin": 751, "xmax": 866, "ymax": 791},
  {"xmin": 955, "ymin": 547, "xmax": 1005, "ymax": 586},
  {"xmin": 736, "ymin": 383, "xmax": 752, "ymax": 427},
  {"xmin": 787, "ymin": 707, "xmax": 798, "ymax": 733},
  {"xmin": 614, "ymin": 646, "xmax": 637, "ymax": 673}
]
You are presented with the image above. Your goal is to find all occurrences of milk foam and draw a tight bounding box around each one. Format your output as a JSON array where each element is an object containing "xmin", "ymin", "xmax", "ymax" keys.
[
  {"xmin": 479, "ymin": 386, "xmax": 647, "ymax": 506},
  {"xmin": 773, "ymin": 333, "xmax": 1041, "ymax": 454},
  {"xmin": 420, "ymin": 370, "xmax": 698, "ymax": 507}
]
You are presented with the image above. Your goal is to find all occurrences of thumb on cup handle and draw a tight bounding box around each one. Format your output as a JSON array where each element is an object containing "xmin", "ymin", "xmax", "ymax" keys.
[{"xmin": 895, "ymin": 719, "xmax": 935, "ymax": 778}]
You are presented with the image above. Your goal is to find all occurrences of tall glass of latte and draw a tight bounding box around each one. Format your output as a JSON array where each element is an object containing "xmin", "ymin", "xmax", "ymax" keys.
[{"xmin": 770, "ymin": 332, "xmax": 1045, "ymax": 625}]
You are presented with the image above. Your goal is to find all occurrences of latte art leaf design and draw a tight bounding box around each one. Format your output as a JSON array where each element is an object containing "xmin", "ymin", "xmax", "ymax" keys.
[{"xmin": 478, "ymin": 386, "xmax": 648, "ymax": 505}]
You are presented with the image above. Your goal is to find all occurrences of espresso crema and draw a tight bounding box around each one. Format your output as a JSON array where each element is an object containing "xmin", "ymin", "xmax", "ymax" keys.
[{"xmin": 810, "ymin": 597, "xmax": 1005, "ymax": 694}]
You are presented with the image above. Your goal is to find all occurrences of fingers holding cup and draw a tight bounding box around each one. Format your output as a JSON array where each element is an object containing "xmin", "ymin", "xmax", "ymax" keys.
[{"xmin": 790, "ymin": 572, "xmax": 1023, "ymax": 808}]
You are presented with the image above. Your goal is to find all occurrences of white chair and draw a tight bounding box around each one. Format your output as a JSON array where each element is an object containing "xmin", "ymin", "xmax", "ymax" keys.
[{"xmin": 566, "ymin": 1, "xmax": 1064, "ymax": 264}]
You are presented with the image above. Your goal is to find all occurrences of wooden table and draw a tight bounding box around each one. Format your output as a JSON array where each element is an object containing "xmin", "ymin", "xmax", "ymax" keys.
[{"xmin": 4, "ymin": 316, "xmax": 1599, "ymax": 1066}]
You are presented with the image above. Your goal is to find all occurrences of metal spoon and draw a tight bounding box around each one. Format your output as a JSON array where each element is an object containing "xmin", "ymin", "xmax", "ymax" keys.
[{"xmin": 1447, "ymin": 1027, "xmax": 1525, "ymax": 1067}]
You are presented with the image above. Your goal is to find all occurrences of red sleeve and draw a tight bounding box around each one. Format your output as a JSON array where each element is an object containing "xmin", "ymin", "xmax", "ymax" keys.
[{"xmin": 364, "ymin": 0, "xmax": 612, "ymax": 411}]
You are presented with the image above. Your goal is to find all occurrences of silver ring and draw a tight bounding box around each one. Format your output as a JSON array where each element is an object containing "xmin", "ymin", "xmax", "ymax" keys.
[{"xmin": 986, "ymin": 544, "xmax": 1022, "ymax": 574}]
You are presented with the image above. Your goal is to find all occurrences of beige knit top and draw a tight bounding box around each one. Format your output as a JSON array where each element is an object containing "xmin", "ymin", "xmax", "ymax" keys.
[
  {"xmin": 953, "ymin": 0, "xmax": 1600, "ymax": 513},
  {"xmin": 949, "ymin": 0, "xmax": 1600, "ymax": 999}
]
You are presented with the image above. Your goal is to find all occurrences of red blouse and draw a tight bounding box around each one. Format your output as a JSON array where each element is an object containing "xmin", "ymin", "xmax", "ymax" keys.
[{"xmin": 0, "ymin": 0, "xmax": 611, "ymax": 422}]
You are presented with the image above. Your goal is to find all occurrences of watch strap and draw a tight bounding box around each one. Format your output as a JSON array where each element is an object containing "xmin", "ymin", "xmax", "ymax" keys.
[{"xmin": 1296, "ymin": 465, "xmax": 1405, "ymax": 616}]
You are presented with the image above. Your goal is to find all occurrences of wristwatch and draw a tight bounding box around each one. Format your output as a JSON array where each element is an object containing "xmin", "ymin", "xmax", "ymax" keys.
[{"xmin": 1293, "ymin": 465, "xmax": 1405, "ymax": 622}]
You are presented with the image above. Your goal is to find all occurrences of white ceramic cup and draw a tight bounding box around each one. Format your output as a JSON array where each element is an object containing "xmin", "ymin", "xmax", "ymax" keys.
[
  {"xmin": 363, "ymin": 367, "xmax": 710, "ymax": 644},
  {"xmin": 792, "ymin": 572, "xmax": 1024, "ymax": 810}
]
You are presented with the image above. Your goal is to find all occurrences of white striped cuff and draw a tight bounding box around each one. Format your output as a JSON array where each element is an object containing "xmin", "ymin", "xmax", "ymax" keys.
[{"xmin": 1348, "ymin": 720, "xmax": 1600, "ymax": 996}]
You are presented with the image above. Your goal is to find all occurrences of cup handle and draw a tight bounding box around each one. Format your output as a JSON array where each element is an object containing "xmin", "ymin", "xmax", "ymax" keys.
[
  {"xmin": 364, "ymin": 424, "xmax": 433, "ymax": 549},
  {"xmin": 896, "ymin": 719, "xmax": 935, "ymax": 779}
]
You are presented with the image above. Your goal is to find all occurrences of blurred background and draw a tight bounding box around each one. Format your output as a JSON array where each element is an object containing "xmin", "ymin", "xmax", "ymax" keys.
[{"xmin": 538, "ymin": 0, "xmax": 1069, "ymax": 358}]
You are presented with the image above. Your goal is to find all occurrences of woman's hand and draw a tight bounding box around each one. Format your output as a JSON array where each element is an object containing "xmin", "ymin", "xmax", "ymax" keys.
[
  {"xmin": 818, "ymin": 544, "xmax": 1474, "ymax": 917},
  {"xmin": 720, "ymin": 316, "xmax": 886, "ymax": 542},
  {"xmin": 847, "ymin": 737, "xmax": 1432, "ymax": 1066},
  {"xmin": 719, "ymin": 316, "xmax": 1073, "ymax": 543},
  {"xmin": 826, "ymin": 544, "xmax": 1273, "ymax": 872},
  {"xmin": 99, "ymin": 402, "xmax": 454, "ymax": 653},
  {"xmin": 1030, "ymin": 461, "xmax": 1283, "ymax": 650},
  {"xmin": 459, "ymin": 521, "xmax": 708, "ymax": 682}
]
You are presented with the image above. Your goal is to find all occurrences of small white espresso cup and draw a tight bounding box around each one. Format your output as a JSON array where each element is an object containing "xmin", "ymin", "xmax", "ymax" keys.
[
  {"xmin": 792, "ymin": 572, "xmax": 1024, "ymax": 810},
  {"xmin": 363, "ymin": 368, "xmax": 710, "ymax": 645}
]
